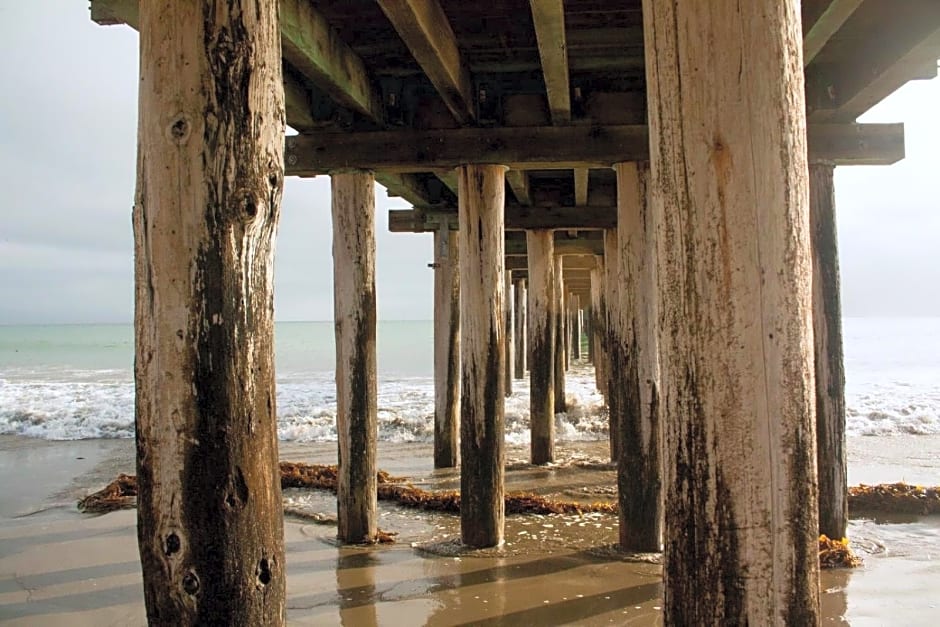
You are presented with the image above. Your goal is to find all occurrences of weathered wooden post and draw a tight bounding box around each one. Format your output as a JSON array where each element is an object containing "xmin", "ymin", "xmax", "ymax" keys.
[
  {"xmin": 604, "ymin": 229, "xmax": 622, "ymax": 463},
  {"xmin": 458, "ymin": 164, "xmax": 507, "ymax": 548},
  {"xmin": 585, "ymin": 305, "xmax": 594, "ymax": 363},
  {"xmin": 811, "ymin": 161, "xmax": 847, "ymax": 540},
  {"xmin": 433, "ymin": 228, "xmax": 460, "ymax": 468},
  {"xmin": 331, "ymin": 171, "xmax": 378, "ymax": 544},
  {"xmin": 527, "ymin": 230, "xmax": 555, "ymax": 465},
  {"xmin": 614, "ymin": 162, "xmax": 662, "ymax": 553},
  {"xmin": 642, "ymin": 0, "xmax": 820, "ymax": 623},
  {"xmin": 571, "ymin": 295, "xmax": 582, "ymax": 360},
  {"xmin": 513, "ymin": 277, "xmax": 527, "ymax": 379},
  {"xmin": 133, "ymin": 1, "xmax": 286, "ymax": 622},
  {"xmin": 590, "ymin": 262, "xmax": 606, "ymax": 396},
  {"xmin": 554, "ymin": 256, "xmax": 568, "ymax": 413},
  {"xmin": 504, "ymin": 273, "xmax": 514, "ymax": 397}
]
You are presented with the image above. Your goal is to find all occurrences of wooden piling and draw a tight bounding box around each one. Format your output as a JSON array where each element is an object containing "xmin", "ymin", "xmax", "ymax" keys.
[
  {"xmin": 604, "ymin": 229, "xmax": 621, "ymax": 463},
  {"xmin": 504, "ymin": 273, "xmax": 514, "ymax": 397},
  {"xmin": 513, "ymin": 277, "xmax": 527, "ymax": 379},
  {"xmin": 642, "ymin": 0, "xmax": 820, "ymax": 622},
  {"xmin": 811, "ymin": 162, "xmax": 848, "ymax": 540},
  {"xmin": 527, "ymin": 230, "xmax": 555, "ymax": 465},
  {"xmin": 331, "ymin": 171, "xmax": 378, "ymax": 544},
  {"xmin": 571, "ymin": 295, "xmax": 582, "ymax": 360},
  {"xmin": 458, "ymin": 164, "xmax": 506, "ymax": 548},
  {"xmin": 553, "ymin": 256, "xmax": 568, "ymax": 413},
  {"xmin": 590, "ymin": 262, "xmax": 606, "ymax": 396},
  {"xmin": 614, "ymin": 162, "xmax": 662, "ymax": 553},
  {"xmin": 133, "ymin": 1, "xmax": 286, "ymax": 622},
  {"xmin": 433, "ymin": 229, "xmax": 460, "ymax": 469}
]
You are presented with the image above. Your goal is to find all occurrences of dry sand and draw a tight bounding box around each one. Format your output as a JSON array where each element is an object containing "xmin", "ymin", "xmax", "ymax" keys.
[{"xmin": 1, "ymin": 435, "xmax": 939, "ymax": 625}]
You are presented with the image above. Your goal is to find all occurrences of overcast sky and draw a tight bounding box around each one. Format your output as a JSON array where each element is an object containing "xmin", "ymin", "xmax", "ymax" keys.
[{"xmin": 1, "ymin": 2, "xmax": 938, "ymax": 324}]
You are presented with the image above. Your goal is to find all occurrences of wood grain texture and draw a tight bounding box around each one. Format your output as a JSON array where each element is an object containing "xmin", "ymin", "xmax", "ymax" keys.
[
  {"xmin": 504, "ymin": 274, "xmax": 515, "ymax": 397},
  {"xmin": 433, "ymin": 229, "xmax": 460, "ymax": 468},
  {"xmin": 331, "ymin": 171, "xmax": 378, "ymax": 544},
  {"xmin": 527, "ymin": 231, "xmax": 555, "ymax": 465},
  {"xmin": 133, "ymin": 1, "xmax": 285, "ymax": 622},
  {"xmin": 553, "ymin": 256, "xmax": 568, "ymax": 413},
  {"xmin": 458, "ymin": 164, "xmax": 506, "ymax": 547},
  {"xmin": 643, "ymin": 1, "xmax": 820, "ymax": 623},
  {"xmin": 810, "ymin": 162, "xmax": 848, "ymax": 540},
  {"xmin": 614, "ymin": 162, "xmax": 662, "ymax": 553},
  {"xmin": 513, "ymin": 278, "xmax": 527, "ymax": 379},
  {"xmin": 603, "ymin": 229, "xmax": 621, "ymax": 463}
]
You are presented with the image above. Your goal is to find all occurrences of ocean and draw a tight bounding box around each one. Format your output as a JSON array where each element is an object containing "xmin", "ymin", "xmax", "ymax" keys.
[{"xmin": 0, "ymin": 317, "xmax": 938, "ymax": 443}]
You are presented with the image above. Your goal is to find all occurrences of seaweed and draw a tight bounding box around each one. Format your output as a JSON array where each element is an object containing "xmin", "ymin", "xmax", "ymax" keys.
[
  {"xmin": 848, "ymin": 482, "xmax": 940, "ymax": 516},
  {"xmin": 818, "ymin": 535, "xmax": 861, "ymax": 568}
]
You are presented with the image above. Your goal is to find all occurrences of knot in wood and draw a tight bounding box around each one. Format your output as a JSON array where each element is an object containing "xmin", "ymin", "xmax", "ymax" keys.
[{"xmin": 166, "ymin": 115, "xmax": 192, "ymax": 144}]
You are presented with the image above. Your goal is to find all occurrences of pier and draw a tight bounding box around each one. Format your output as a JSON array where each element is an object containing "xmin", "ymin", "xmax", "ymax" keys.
[{"xmin": 89, "ymin": 0, "xmax": 939, "ymax": 624}]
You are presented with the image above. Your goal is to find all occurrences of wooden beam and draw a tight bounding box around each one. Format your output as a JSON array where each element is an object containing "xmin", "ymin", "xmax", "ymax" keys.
[
  {"xmin": 90, "ymin": 0, "xmax": 137, "ymax": 26},
  {"xmin": 376, "ymin": 0, "xmax": 476, "ymax": 125},
  {"xmin": 506, "ymin": 170, "xmax": 533, "ymax": 206},
  {"xmin": 388, "ymin": 206, "xmax": 615, "ymax": 232},
  {"xmin": 802, "ymin": 0, "xmax": 864, "ymax": 66},
  {"xmin": 529, "ymin": 0, "xmax": 571, "ymax": 124},
  {"xmin": 280, "ymin": 0, "xmax": 385, "ymax": 123},
  {"xmin": 506, "ymin": 236, "xmax": 604, "ymax": 257},
  {"xmin": 574, "ymin": 168, "xmax": 590, "ymax": 206},
  {"xmin": 807, "ymin": 6, "xmax": 940, "ymax": 121},
  {"xmin": 376, "ymin": 173, "xmax": 439, "ymax": 209},
  {"xmin": 285, "ymin": 123, "xmax": 904, "ymax": 174}
]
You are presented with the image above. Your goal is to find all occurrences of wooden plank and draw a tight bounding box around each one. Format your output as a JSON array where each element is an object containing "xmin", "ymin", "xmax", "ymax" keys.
[
  {"xmin": 810, "ymin": 163, "xmax": 848, "ymax": 540},
  {"xmin": 331, "ymin": 172, "xmax": 379, "ymax": 544},
  {"xmin": 643, "ymin": 0, "xmax": 819, "ymax": 621},
  {"xmin": 433, "ymin": 230, "xmax": 460, "ymax": 468},
  {"xmin": 529, "ymin": 0, "xmax": 571, "ymax": 124},
  {"xmin": 802, "ymin": 0, "xmax": 864, "ymax": 66},
  {"xmin": 574, "ymin": 168, "xmax": 590, "ymax": 206},
  {"xmin": 133, "ymin": 1, "xmax": 285, "ymax": 621},
  {"xmin": 506, "ymin": 170, "xmax": 533, "ymax": 206},
  {"xmin": 285, "ymin": 123, "xmax": 905, "ymax": 174},
  {"xmin": 457, "ymin": 165, "xmax": 506, "ymax": 548},
  {"xmin": 388, "ymin": 205, "xmax": 616, "ymax": 232},
  {"xmin": 807, "ymin": 5, "xmax": 940, "ymax": 122},
  {"xmin": 376, "ymin": 0, "xmax": 475, "ymax": 124},
  {"xmin": 527, "ymin": 231, "xmax": 556, "ymax": 465}
]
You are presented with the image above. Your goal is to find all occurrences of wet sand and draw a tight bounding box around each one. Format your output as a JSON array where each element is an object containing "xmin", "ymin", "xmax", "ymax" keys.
[{"xmin": 1, "ymin": 435, "xmax": 939, "ymax": 625}]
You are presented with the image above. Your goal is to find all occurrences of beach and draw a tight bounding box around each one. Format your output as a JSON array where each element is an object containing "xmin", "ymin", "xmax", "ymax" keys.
[
  {"xmin": 2, "ymin": 318, "xmax": 939, "ymax": 624},
  {"xmin": 1, "ymin": 434, "xmax": 939, "ymax": 625}
]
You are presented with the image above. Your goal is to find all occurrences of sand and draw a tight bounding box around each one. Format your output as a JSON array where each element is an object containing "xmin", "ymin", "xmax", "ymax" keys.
[{"xmin": 1, "ymin": 435, "xmax": 939, "ymax": 625}]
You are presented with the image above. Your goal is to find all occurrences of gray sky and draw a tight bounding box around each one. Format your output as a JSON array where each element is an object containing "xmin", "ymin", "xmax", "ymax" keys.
[{"xmin": 1, "ymin": 2, "xmax": 938, "ymax": 324}]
